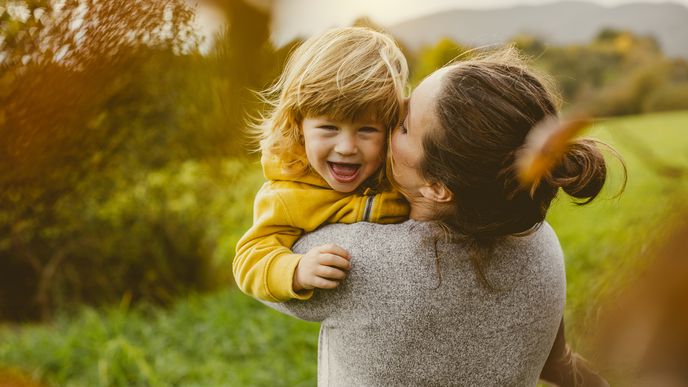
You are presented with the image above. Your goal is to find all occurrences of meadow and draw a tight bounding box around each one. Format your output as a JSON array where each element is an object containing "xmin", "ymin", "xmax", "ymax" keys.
[{"xmin": 1, "ymin": 110, "xmax": 687, "ymax": 386}]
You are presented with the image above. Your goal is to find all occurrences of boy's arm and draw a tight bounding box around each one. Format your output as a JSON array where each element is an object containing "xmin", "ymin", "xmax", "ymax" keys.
[
  {"xmin": 540, "ymin": 318, "xmax": 609, "ymax": 387},
  {"xmin": 233, "ymin": 185, "xmax": 312, "ymax": 302},
  {"xmin": 234, "ymin": 178, "xmax": 408, "ymax": 302}
]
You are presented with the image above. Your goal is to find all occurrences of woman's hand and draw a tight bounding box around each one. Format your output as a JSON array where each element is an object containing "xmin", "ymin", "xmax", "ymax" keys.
[{"xmin": 293, "ymin": 244, "xmax": 351, "ymax": 292}]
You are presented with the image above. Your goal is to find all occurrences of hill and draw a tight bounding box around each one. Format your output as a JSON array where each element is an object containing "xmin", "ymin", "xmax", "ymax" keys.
[{"xmin": 386, "ymin": 1, "xmax": 688, "ymax": 58}]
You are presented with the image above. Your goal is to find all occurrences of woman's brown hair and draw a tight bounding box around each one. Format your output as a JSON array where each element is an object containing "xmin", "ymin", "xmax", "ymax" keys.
[{"xmin": 419, "ymin": 49, "xmax": 624, "ymax": 284}]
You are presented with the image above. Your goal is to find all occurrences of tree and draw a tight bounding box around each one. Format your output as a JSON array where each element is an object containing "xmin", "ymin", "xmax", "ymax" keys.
[
  {"xmin": 0, "ymin": 0, "xmax": 279, "ymax": 320},
  {"xmin": 410, "ymin": 38, "xmax": 470, "ymax": 86}
]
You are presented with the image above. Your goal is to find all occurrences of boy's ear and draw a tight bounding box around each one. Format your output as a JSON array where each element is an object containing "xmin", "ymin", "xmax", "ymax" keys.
[{"xmin": 419, "ymin": 181, "xmax": 454, "ymax": 203}]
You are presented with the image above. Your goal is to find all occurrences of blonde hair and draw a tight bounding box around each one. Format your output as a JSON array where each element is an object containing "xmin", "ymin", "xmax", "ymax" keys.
[{"xmin": 254, "ymin": 27, "xmax": 409, "ymax": 176}]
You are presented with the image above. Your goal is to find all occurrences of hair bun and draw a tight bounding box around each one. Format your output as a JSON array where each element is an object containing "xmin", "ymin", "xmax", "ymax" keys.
[
  {"xmin": 516, "ymin": 116, "xmax": 591, "ymax": 191},
  {"xmin": 549, "ymin": 139, "xmax": 607, "ymax": 203}
]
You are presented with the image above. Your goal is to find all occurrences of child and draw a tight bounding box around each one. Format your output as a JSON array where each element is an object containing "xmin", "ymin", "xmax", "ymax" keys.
[{"xmin": 233, "ymin": 27, "xmax": 410, "ymax": 302}]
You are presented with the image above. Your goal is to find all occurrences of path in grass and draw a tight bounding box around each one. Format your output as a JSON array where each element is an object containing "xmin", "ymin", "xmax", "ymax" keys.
[{"xmin": 1, "ymin": 111, "xmax": 687, "ymax": 386}]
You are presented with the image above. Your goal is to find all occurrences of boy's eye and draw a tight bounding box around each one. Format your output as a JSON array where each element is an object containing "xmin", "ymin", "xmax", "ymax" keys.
[
  {"xmin": 359, "ymin": 126, "xmax": 380, "ymax": 134},
  {"xmin": 318, "ymin": 125, "xmax": 338, "ymax": 131}
]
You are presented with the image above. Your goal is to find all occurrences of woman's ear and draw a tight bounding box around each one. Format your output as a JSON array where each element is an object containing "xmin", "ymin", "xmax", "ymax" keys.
[{"xmin": 419, "ymin": 181, "xmax": 454, "ymax": 203}]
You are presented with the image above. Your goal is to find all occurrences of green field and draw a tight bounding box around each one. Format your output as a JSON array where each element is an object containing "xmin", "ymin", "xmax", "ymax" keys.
[{"xmin": 1, "ymin": 111, "xmax": 687, "ymax": 386}]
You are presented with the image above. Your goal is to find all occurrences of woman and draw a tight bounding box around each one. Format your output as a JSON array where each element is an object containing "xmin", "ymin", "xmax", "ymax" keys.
[{"xmin": 264, "ymin": 50, "xmax": 612, "ymax": 386}]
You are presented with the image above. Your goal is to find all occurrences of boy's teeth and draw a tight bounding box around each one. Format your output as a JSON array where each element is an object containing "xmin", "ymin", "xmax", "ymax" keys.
[{"xmin": 330, "ymin": 163, "xmax": 359, "ymax": 177}]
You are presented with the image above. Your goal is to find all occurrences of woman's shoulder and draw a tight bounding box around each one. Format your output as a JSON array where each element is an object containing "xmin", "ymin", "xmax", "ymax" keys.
[
  {"xmin": 508, "ymin": 221, "xmax": 561, "ymax": 253},
  {"xmin": 486, "ymin": 221, "xmax": 566, "ymax": 291},
  {"xmin": 293, "ymin": 220, "xmax": 423, "ymax": 253},
  {"xmin": 300, "ymin": 219, "xmax": 421, "ymax": 237},
  {"xmin": 508, "ymin": 221, "xmax": 563, "ymax": 264}
]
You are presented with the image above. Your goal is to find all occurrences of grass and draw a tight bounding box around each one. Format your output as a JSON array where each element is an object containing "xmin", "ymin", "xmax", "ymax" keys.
[
  {"xmin": 0, "ymin": 291, "xmax": 319, "ymax": 386},
  {"xmin": 1, "ymin": 111, "xmax": 687, "ymax": 386},
  {"xmin": 547, "ymin": 110, "xmax": 688, "ymax": 346}
]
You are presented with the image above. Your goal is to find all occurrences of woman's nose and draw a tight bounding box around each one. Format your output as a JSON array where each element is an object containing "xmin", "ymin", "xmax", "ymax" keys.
[{"xmin": 334, "ymin": 134, "xmax": 358, "ymax": 155}]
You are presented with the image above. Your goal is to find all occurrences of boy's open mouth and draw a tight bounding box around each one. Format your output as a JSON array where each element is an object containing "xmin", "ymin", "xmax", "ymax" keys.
[{"xmin": 328, "ymin": 162, "xmax": 361, "ymax": 183}]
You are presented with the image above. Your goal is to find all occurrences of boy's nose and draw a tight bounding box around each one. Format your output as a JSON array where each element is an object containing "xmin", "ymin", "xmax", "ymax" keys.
[{"xmin": 334, "ymin": 135, "xmax": 358, "ymax": 155}]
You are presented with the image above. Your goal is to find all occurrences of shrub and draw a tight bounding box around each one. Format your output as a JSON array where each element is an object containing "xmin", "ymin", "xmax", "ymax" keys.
[
  {"xmin": 0, "ymin": 159, "xmax": 264, "ymax": 321},
  {"xmin": 643, "ymin": 84, "xmax": 688, "ymax": 113},
  {"xmin": 581, "ymin": 62, "xmax": 669, "ymax": 117}
]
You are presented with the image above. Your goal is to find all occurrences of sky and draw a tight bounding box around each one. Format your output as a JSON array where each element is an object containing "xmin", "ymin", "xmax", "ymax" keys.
[
  {"xmin": 270, "ymin": 0, "xmax": 688, "ymax": 45},
  {"xmin": 193, "ymin": 0, "xmax": 688, "ymax": 50}
]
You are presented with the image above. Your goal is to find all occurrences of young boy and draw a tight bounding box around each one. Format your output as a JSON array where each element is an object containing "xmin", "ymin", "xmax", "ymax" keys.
[{"xmin": 233, "ymin": 27, "xmax": 409, "ymax": 302}]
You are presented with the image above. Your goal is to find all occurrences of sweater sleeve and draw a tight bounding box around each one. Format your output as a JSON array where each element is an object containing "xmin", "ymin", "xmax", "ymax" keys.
[
  {"xmin": 259, "ymin": 291, "xmax": 333, "ymax": 322},
  {"xmin": 233, "ymin": 183, "xmax": 314, "ymax": 302}
]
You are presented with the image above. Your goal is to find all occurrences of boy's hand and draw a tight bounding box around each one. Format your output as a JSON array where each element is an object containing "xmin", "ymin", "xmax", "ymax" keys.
[{"xmin": 293, "ymin": 244, "xmax": 351, "ymax": 292}]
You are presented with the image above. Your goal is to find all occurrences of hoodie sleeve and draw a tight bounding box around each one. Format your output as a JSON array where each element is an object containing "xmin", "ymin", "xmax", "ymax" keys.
[
  {"xmin": 369, "ymin": 189, "xmax": 410, "ymax": 224},
  {"xmin": 233, "ymin": 183, "xmax": 313, "ymax": 302},
  {"xmin": 259, "ymin": 290, "xmax": 333, "ymax": 323}
]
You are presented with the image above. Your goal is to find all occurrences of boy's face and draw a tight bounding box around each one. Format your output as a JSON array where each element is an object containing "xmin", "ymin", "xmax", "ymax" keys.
[{"xmin": 302, "ymin": 113, "xmax": 386, "ymax": 193}]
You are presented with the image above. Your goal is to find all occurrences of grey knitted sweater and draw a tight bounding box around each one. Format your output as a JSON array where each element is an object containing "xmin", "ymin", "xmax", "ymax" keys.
[{"xmin": 264, "ymin": 220, "xmax": 566, "ymax": 386}]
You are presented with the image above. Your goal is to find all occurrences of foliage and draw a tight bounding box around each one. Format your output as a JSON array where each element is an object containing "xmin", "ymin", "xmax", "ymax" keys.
[
  {"xmin": 0, "ymin": 0, "xmax": 278, "ymax": 320},
  {"xmin": 643, "ymin": 82, "xmax": 688, "ymax": 113},
  {"xmin": 410, "ymin": 38, "xmax": 471, "ymax": 86},
  {"xmin": 1, "ymin": 0, "xmax": 197, "ymax": 71},
  {"xmin": 579, "ymin": 60, "xmax": 669, "ymax": 116},
  {"xmin": 8, "ymin": 159, "xmax": 262, "ymax": 317},
  {"xmin": 411, "ymin": 28, "xmax": 688, "ymax": 116}
]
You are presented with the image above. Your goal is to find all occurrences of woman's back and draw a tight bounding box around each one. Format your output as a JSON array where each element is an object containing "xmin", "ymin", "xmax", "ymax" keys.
[{"xmin": 269, "ymin": 220, "xmax": 565, "ymax": 386}]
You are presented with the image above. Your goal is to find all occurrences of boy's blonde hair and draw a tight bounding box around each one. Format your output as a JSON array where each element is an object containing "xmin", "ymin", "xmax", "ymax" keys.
[{"xmin": 255, "ymin": 27, "xmax": 409, "ymax": 176}]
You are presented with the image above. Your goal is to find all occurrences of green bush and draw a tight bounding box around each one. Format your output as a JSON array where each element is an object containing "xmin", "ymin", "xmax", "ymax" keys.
[
  {"xmin": 0, "ymin": 1, "xmax": 277, "ymax": 321},
  {"xmin": 643, "ymin": 83, "xmax": 688, "ymax": 113},
  {"xmin": 0, "ymin": 159, "xmax": 264, "ymax": 321},
  {"xmin": 580, "ymin": 62, "xmax": 669, "ymax": 117},
  {"xmin": 410, "ymin": 38, "xmax": 471, "ymax": 86}
]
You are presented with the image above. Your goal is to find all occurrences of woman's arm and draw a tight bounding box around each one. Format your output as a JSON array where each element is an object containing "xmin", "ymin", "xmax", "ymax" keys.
[
  {"xmin": 539, "ymin": 318, "xmax": 609, "ymax": 387},
  {"xmin": 259, "ymin": 289, "xmax": 334, "ymax": 323}
]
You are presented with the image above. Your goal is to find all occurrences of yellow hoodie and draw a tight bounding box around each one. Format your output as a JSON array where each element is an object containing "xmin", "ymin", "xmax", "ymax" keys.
[{"xmin": 233, "ymin": 154, "xmax": 409, "ymax": 302}]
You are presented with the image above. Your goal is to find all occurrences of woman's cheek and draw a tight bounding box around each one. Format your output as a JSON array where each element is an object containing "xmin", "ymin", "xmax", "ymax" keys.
[
  {"xmin": 390, "ymin": 130, "xmax": 401, "ymax": 160},
  {"xmin": 390, "ymin": 130, "xmax": 410, "ymax": 166}
]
